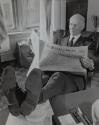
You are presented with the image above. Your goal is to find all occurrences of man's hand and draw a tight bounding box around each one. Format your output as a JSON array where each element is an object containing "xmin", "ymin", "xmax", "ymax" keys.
[{"xmin": 80, "ymin": 57, "xmax": 94, "ymax": 71}]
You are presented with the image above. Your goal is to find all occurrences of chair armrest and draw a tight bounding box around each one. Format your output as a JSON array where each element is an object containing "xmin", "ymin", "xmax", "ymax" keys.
[{"xmin": 85, "ymin": 71, "xmax": 93, "ymax": 89}]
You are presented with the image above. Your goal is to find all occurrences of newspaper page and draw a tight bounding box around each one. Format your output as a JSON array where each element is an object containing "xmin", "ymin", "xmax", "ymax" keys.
[{"xmin": 39, "ymin": 43, "xmax": 88, "ymax": 76}]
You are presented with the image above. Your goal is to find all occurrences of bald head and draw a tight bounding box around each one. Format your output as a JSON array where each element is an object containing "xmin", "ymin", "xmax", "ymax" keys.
[
  {"xmin": 69, "ymin": 14, "xmax": 85, "ymax": 36},
  {"xmin": 70, "ymin": 14, "xmax": 85, "ymax": 24}
]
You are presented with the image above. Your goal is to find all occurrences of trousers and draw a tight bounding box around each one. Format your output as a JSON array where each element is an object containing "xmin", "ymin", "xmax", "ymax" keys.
[
  {"xmin": 16, "ymin": 68, "xmax": 85, "ymax": 104},
  {"xmin": 41, "ymin": 71, "xmax": 85, "ymax": 102}
]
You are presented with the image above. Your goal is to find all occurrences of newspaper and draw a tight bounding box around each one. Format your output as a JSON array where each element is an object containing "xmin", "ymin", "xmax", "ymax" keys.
[{"xmin": 39, "ymin": 43, "xmax": 88, "ymax": 76}]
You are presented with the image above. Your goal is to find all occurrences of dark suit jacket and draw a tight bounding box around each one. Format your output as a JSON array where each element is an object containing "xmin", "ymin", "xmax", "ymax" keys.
[
  {"xmin": 53, "ymin": 35, "xmax": 99, "ymax": 90},
  {"xmin": 54, "ymin": 35, "xmax": 99, "ymax": 70}
]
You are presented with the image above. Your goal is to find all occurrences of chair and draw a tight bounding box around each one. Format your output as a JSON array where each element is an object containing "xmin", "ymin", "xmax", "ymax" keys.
[{"xmin": 84, "ymin": 71, "xmax": 93, "ymax": 89}]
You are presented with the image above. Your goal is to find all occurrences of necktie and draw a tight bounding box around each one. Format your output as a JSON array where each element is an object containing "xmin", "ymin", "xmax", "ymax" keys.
[{"xmin": 68, "ymin": 37, "xmax": 74, "ymax": 47}]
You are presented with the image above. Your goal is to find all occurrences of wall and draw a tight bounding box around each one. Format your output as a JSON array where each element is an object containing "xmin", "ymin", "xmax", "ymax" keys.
[
  {"xmin": 87, "ymin": 0, "xmax": 99, "ymax": 31},
  {"xmin": 8, "ymin": 31, "xmax": 31, "ymax": 52},
  {"xmin": 1, "ymin": 31, "xmax": 32, "ymax": 62}
]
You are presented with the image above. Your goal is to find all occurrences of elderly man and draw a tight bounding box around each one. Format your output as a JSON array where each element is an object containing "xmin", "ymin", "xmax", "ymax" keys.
[{"xmin": 1, "ymin": 14, "xmax": 99, "ymax": 118}]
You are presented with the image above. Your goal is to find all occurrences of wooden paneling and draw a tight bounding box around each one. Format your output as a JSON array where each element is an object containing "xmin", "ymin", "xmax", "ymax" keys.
[{"xmin": 66, "ymin": 0, "xmax": 88, "ymax": 30}]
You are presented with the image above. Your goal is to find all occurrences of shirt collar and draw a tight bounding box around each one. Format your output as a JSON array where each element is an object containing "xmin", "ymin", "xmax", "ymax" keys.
[{"xmin": 69, "ymin": 34, "xmax": 81, "ymax": 44}]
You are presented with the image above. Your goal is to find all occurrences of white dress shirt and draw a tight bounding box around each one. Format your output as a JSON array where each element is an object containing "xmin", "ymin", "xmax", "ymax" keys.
[{"xmin": 69, "ymin": 34, "xmax": 81, "ymax": 45}]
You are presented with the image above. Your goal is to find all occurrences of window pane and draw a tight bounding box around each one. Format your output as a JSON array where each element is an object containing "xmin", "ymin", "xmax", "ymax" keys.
[
  {"xmin": 16, "ymin": 0, "xmax": 40, "ymax": 29},
  {"xmin": 1, "ymin": 0, "xmax": 14, "ymax": 30}
]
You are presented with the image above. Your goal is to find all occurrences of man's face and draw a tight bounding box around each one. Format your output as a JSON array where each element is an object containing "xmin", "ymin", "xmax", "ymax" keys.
[{"xmin": 69, "ymin": 16, "xmax": 83, "ymax": 36}]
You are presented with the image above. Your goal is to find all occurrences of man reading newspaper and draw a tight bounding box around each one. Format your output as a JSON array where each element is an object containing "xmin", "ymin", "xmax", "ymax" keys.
[{"xmin": 1, "ymin": 14, "xmax": 99, "ymax": 118}]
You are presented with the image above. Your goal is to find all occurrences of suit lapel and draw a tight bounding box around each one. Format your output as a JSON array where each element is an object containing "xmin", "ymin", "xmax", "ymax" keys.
[
  {"xmin": 59, "ymin": 36, "xmax": 84, "ymax": 46},
  {"xmin": 73, "ymin": 36, "xmax": 84, "ymax": 46}
]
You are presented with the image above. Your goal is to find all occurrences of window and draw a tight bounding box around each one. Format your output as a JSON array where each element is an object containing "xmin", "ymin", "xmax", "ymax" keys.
[
  {"xmin": 1, "ymin": 0, "xmax": 40, "ymax": 32},
  {"xmin": 1, "ymin": 0, "xmax": 14, "ymax": 30}
]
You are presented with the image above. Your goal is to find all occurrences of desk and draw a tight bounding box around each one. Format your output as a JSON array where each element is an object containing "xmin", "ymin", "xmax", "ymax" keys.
[{"xmin": 50, "ymin": 87, "xmax": 99, "ymax": 125}]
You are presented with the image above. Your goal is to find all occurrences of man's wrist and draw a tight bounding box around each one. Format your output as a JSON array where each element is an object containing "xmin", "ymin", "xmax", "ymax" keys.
[{"xmin": 88, "ymin": 59, "xmax": 95, "ymax": 71}]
